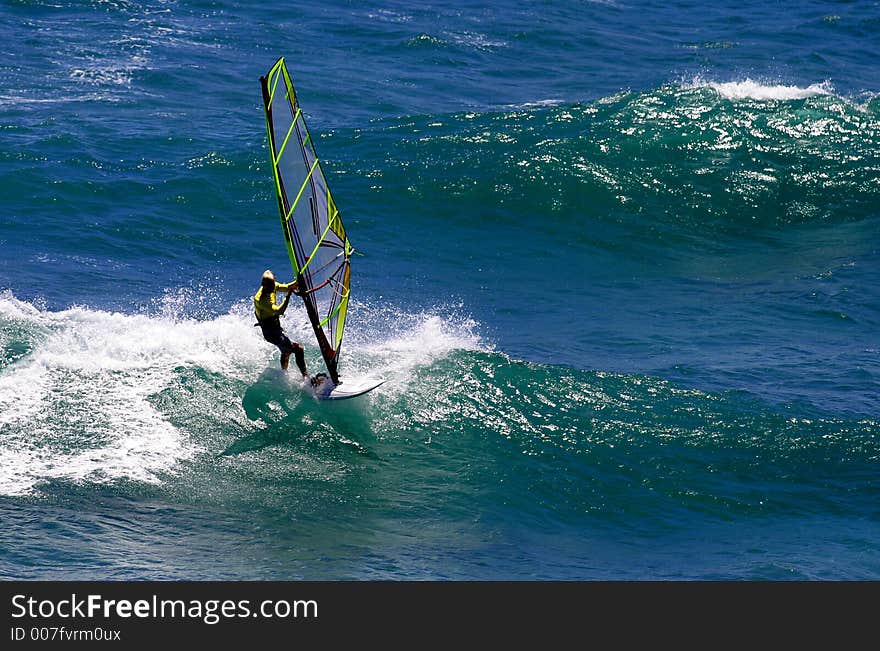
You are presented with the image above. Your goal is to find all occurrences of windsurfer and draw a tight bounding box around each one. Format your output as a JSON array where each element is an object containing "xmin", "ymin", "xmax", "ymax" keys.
[{"xmin": 254, "ymin": 269, "xmax": 308, "ymax": 377}]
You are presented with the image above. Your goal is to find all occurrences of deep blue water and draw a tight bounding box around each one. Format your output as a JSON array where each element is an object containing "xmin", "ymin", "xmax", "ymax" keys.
[{"xmin": 1, "ymin": 0, "xmax": 879, "ymax": 579}]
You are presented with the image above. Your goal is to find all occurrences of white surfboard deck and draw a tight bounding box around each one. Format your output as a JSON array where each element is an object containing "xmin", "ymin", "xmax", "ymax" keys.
[{"xmin": 307, "ymin": 375, "xmax": 386, "ymax": 401}]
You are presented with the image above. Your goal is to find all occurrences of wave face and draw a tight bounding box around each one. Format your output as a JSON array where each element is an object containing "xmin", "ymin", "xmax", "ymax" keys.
[
  {"xmin": 335, "ymin": 82, "xmax": 880, "ymax": 416},
  {"xmin": 358, "ymin": 80, "xmax": 880, "ymax": 241},
  {"xmin": 1, "ymin": 293, "xmax": 878, "ymax": 579},
  {"xmin": 2, "ymin": 0, "xmax": 880, "ymax": 580},
  {"xmin": 0, "ymin": 292, "xmax": 480, "ymax": 498}
]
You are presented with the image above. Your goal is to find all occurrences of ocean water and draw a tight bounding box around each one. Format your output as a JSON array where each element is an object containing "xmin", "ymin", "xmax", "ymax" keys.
[{"xmin": 1, "ymin": 0, "xmax": 879, "ymax": 580}]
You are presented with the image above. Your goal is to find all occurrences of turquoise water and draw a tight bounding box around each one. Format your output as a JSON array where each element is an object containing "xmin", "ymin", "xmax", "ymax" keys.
[{"xmin": 1, "ymin": 0, "xmax": 879, "ymax": 579}]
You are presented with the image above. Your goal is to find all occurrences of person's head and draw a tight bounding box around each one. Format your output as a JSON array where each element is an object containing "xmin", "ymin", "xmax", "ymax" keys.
[{"xmin": 261, "ymin": 269, "xmax": 276, "ymax": 292}]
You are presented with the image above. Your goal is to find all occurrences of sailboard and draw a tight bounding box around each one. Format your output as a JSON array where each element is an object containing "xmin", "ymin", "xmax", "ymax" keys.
[{"xmin": 260, "ymin": 57, "xmax": 383, "ymax": 400}]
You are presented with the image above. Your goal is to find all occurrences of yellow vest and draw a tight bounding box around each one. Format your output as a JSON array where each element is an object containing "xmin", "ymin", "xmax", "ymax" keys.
[{"xmin": 253, "ymin": 281, "xmax": 295, "ymax": 321}]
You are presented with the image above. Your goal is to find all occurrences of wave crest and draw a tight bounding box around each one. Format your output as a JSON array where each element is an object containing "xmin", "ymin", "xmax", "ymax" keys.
[
  {"xmin": 686, "ymin": 77, "xmax": 834, "ymax": 101},
  {"xmin": 0, "ymin": 293, "xmax": 484, "ymax": 496}
]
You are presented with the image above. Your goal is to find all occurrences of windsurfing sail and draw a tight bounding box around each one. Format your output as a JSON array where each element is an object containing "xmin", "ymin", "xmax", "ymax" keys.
[{"xmin": 260, "ymin": 57, "xmax": 352, "ymax": 385}]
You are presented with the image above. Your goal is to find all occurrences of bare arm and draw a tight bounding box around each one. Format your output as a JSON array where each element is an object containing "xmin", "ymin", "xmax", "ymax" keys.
[
  {"xmin": 273, "ymin": 280, "xmax": 299, "ymax": 314},
  {"xmin": 274, "ymin": 280, "xmax": 298, "ymax": 293}
]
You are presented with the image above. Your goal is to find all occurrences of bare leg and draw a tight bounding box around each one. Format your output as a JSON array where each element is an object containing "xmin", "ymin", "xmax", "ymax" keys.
[
  {"xmin": 280, "ymin": 351, "xmax": 291, "ymax": 370},
  {"xmin": 293, "ymin": 343, "xmax": 308, "ymax": 377}
]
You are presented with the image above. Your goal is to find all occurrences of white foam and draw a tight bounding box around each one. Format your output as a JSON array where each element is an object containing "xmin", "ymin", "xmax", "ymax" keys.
[
  {"xmin": 0, "ymin": 291, "xmax": 44, "ymax": 322},
  {"xmin": 0, "ymin": 293, "xmax": 267, "ymax": 496},
  {"xmin": 69, "ymin": 66, "xmax": 135, "ymax": 88},
  {"xmin": 366, "ymin": 9, "xmax": 412, "ymax": 23},
  {"xmin": 686, "ymin": 77, "xmax": 833, "ymax": 101},
  {"xmin": 337, "ymin": 302, "xmax": 487, "ymax": 398},
  {"xmin": 444, "ymin": 31, "xmax": 508, "ymax": 51},
  {"xmin": 0, "ymin": 293, "xmax": 485, "ymax": 494},
  {"xmin": 504, "ymin": 99, "xmax": 566, "ymax": 110},
  {"xmin": 0, "ymin": 93, "xmax": 121, "ymax": 107}
]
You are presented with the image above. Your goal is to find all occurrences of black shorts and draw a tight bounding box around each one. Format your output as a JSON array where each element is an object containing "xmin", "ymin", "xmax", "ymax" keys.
[{"xmin": 259, "ymin": 318, "xmax": 296, "ymax": 354}]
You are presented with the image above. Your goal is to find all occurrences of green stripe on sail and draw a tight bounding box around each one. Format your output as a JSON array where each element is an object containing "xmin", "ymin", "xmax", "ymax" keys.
[
  {"xmin": 274, "ymin": 108, "xmax": 302, "ymax": 166},
  {"xmin": 287, "ymin": 157, "xmax": 320, "ymax": 223},
  {"xmin": 267, "ymin": 59, "xmax": 283, "ymax": 110},
  {"xmin": 318, "ymin": 284, "xmax": 349, "ymax": 330}
]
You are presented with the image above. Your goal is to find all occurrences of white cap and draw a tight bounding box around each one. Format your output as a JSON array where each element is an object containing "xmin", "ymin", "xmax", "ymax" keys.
[{"xmin": 262, "ymin": 269, "xmax": 275, "ymax": 282}]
